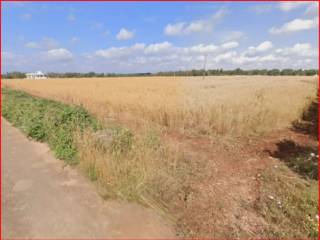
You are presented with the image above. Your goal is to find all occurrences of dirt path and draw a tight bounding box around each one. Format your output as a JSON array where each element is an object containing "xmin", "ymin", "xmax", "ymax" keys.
[{"xmin": 1, "ymin": 117, "xmax": 174, "ymax": 238}]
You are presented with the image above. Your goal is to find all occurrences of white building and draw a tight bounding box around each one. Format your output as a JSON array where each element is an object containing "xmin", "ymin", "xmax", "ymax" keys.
[{"xmin": 26, "ymin": 71, "xmax": 48, "ymax": 79}]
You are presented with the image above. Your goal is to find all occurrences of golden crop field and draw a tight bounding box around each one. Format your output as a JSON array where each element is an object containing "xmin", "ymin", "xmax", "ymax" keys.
[
  {"xmin": 3, "ymin": 75, "xmax": 317, "ymax": 136},
  {"xmin": 3, "ymin": 76, "xmax": 319, "ymax": 237}
]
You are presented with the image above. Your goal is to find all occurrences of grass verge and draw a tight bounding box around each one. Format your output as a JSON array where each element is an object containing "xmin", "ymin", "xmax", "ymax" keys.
[
  {"xmin": 2, "ymin": 87, "xmax": 101, "ymax": 164},
  {"xmin": 256, "ymin": 163, "xmax": 318, "ymax": 238}
]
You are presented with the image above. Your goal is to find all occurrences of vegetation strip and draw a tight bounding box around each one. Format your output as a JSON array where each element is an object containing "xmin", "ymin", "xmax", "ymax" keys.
[
  {"xmin": 1, "ymin": 87, "xmax": 191, "ymax": 230},
  {"xmin": 2, "ymin": 68, "xmax": 318, "ymax": 79},
  {"xmin": 2, "ymin": 87, "xmax": 101, "ymax": 164}
]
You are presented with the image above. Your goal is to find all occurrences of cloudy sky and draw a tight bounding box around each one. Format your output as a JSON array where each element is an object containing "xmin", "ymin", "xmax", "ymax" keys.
[{"xmin": 2, "ymin": 1, "xmax": 318, "ymax": 73}]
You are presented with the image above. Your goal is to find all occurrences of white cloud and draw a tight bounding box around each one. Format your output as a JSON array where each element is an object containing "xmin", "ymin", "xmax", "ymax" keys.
[
  {"xmin": 67, "ymin": 14, "xmax": 76, "ymax": 22},
  {"xmin": 46, "ymin": 48, "xmax": 73, "ymax": 61},
  {"xmin": 164, "ymin": 19, "xmax": 209, "ymax": 36},
  {"xmin": 94, "ymin": 41, "xmax": 242, "ymax": 71},
  {"xmin": 25, "ymin": 41, "xmax": 40, "ymax": 49},
  {"xmin": 249, "ymin": 4, "xmax": 273, "ymax": 14},
  {"xmin": 212, "ymin": 7, "xmax": 229, "ymax": 20},
  {"xmin": 270, "ymin": 18, "xmax": 318, "ymax": 34},
  {"xmin": 95, "ymin": 43, "xmax": 145, "ymax": 59},
  {"xmin": 164, "ymin": 22, "xmax": 186, "ymax": 36},
  {"xmin": 219, "ymin": 31, "xmax": 246, "ymax": 42},
  {"xmin": 230, "ymin": 55, "xmax": 258, "ymax": 65},
  {"xmin": 25, "ymin": 38, "xmax": 59, "ymax": 50},
  {"xmin": 278, "ymin": 2, "xmax": 310, "ymax": 11},
  {"xmin": 164, "ymin": 7, "xmax": 229, "ymax": 36},
  {"xmin": 116, "ymin": 28, "xmax": 134, "ymax": 40},
  {"xmin": 189, "ymin": 44, "xmax": 218, "ymax": 54},
  {"xmin": 184, "ymin": 21, "xmax": 206, "ymax": 34},
  {"xmin": 145, "ymin": 42, "xmax": 172, "ymax": 54},
  {"xmin": 259, "ymin": 54, "xmax": 278, "ymax": 62},
  {"xmin": 214, "ymin": 51, "xmax": 237, "ymax": 63},
  {"xmin": 279, "ymin": 43, "xmax": 316, "ymax": 57},
  {"xmin": 21, "ymin": 13, "xmax": 32, "ymax": 20},
  {"xmin": 220, "ymin": 53, "xmax": 288, "ymax": 66},
  {"xmin": 278, "ymin": 2, "xmax": 318, "ymax": 17},
  {"xmin": 221, "ymin": 41, "xmax": 239, "ymax": 49},
  {"xmin": 4, "ymin": 40, "xmax": 317, "ymax": 73},
  {"xmin": 248, "ymin": 41, "xmax": 273, "ymax": 54}
]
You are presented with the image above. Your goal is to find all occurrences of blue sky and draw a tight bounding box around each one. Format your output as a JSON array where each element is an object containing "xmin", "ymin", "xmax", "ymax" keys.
[{"xmin": 2, "ymin": 1, "xmax": 318, "ymax": 73}]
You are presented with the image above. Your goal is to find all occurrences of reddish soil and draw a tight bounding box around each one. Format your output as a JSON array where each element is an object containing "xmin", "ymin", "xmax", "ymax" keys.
[{"xmin": 163, "ymin": 127, "xmax": 317, "ymax": 236}]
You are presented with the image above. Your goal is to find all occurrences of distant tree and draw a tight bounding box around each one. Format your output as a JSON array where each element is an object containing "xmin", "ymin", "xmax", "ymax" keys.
[
  {"xmin": 2, "ymin": 69, "xmax": 318, "ymax": 79},
  {"xmin": 2, "ymin": 72, "xmax": 26, "ymax": 79}
]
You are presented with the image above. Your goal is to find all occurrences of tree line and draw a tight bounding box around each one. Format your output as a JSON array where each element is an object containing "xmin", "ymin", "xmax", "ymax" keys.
[{"xmin": 2, "ymin": 68, "xmax": 318, "ymax": 79}]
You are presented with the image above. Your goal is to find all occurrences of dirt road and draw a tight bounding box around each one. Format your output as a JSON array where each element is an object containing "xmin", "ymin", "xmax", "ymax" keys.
[{"xmin": 1, "ymin": 117, "xmax": 174, "ymax": 238}]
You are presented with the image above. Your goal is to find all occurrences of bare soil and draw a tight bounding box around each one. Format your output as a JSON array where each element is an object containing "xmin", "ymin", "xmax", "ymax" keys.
[
  {"xmin": 2, "ymin": 117, "xmax": 174, "ymax": 238},
  {"xmin": 163, "ymin": 127, "xmax": 317, "ymax": 237}
]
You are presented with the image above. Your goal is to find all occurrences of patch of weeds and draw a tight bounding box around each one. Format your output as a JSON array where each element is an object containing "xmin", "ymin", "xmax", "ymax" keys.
[
  {"xmin": 270, "ymin": 139, "xmax": 318, "ymax": 180},
  {"xmin": 87, "ymin": 164, "xmax": 99, "ymax": 181},
  {"xmin": 256, "ymin": 164, "xmax": 318, "ymax": 238},
  {"xmin": 2, "ymin": 88, "xmax": 101, "ymax": 164},
  {"xmin": 143, "ymin": 128, "xmax": 161, "ymax": 150},
  {"xmin": 293, "ymin": 97, "xmax": 318, "ymax": 138},
  {"xmin": 285, "ymin": 152, "xmax": 318, "ymax": 180},
  {"xmin": 109, "ymin": 127, "xmax": 133, "ymax": 155}
]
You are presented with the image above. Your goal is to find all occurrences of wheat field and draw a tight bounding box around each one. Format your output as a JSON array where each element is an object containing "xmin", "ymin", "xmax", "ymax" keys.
[
  {"xmin": 3, "ymin": 75, "xmax": 317, "ymax": 136},
  {"xmin": 2, "ymin": 75, "xmax": 318, "ymax": 237}
]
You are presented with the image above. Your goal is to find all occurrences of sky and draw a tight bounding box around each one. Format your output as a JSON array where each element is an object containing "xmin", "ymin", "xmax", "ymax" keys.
[{"xmin": 2, "ymin": 1, "xmax": 319, "ymax": 73}]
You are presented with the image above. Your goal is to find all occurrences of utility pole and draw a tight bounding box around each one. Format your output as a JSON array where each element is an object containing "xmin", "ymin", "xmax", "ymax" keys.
[{"xmin": 202, "ymin": 54, "xmax": 207, "ymax": 80}]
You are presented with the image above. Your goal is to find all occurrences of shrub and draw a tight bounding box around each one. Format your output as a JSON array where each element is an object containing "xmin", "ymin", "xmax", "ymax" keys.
[{"xmin": 2, "ymin": 88, "xmax": 101, "ymax": 164}]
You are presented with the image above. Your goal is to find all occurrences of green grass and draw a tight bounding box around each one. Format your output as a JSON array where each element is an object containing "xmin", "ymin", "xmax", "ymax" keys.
[
  {"xmin": 256, "ymin": 164, "xmax": 318, "ymax": 238},
  {"xmin": 2, "ymin": 87, "xmax": 101, "ymax": 164}
]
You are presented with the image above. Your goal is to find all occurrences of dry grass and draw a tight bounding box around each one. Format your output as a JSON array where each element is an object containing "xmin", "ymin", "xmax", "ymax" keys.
[
  {"xmin": 3, "ymin": 75, "xmax": 317, "ymax": 136},
  {"xmin": 2, "ymin": 76, "xmax": 318, "ymax": 237},
  {"xmin": 74, "ymin": 127, "xmax": 204, "ymax": 226}
]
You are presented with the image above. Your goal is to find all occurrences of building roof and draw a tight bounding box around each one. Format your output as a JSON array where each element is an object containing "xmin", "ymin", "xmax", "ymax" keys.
[{"xmin": 26, "ymin": 71, "xmax": 46, "ymax": 75}]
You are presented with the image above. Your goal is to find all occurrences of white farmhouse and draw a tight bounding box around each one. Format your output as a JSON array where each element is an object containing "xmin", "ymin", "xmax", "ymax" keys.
[{"xmin": 26, "ymin": 71, "xmax": 48, "ymax": 79}]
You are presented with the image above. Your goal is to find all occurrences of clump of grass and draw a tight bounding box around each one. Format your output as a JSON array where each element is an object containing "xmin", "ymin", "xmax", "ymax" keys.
[
  {"xmin": 2, "ymin": 88, "xmax": 100, "ymax": 164},
  {"xmin": 271, "ymin": 139, "xmax": 318, "ymax": 180},
  {"xmin": 256, "ymin": 164, "xmax": 318, "ymax": 238},
  {"xmin": 75, "ymin": 127, "xmax": 192, "ymax": 205},
  {"xmin": 293, "ymin": 94, "xmax": 318, "ymax": 138},
  {"xmin": 285, "ymin": 151, "xmax": 318, "ymax": 180},
  {"xmin": 110, "ymin": 127, "xmax": 134, "ymax": 155}
]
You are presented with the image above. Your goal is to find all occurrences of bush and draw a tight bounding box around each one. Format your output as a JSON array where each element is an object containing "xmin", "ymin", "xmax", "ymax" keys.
[{"xmin": 2, "ymin": 88, "xmax": 101, "ymax": 164}]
